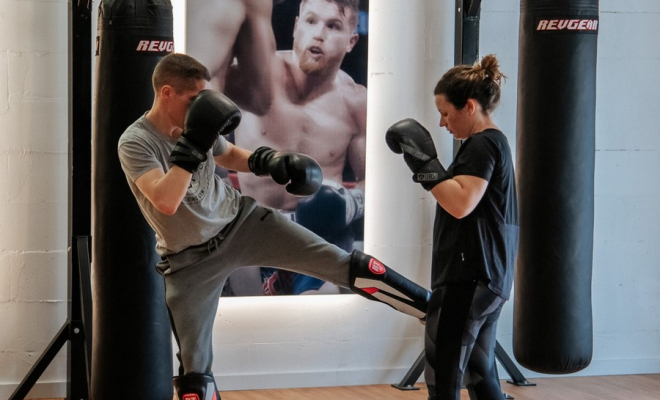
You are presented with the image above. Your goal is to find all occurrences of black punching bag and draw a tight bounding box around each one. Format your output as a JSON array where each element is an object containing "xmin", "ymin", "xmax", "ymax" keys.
[
  {"xmin": 514, "ymin": 0, "xmax": 598, "ymax": 374},
  {"xmin": 92, "ymin": 1, "xmax": 174, "ymax": 398}
]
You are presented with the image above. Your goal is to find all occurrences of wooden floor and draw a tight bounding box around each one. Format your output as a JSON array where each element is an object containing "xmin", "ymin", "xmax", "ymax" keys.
[{"xmin": 32, "ymin": 374, "xmax": 660, "ymax": 400}]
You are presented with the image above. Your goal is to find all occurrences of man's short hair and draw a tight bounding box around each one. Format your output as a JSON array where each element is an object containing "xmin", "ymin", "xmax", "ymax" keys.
[
  {"xmin": 302, "ymin": 0, "xmax": 361, "ymax": 30},
  {"xmin": 152, "ymin": 53, "xmax": 211, "ymax": 94}
]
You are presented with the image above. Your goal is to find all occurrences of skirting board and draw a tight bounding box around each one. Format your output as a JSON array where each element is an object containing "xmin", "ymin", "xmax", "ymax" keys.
[{"xmin": 2, "ymin": 358, "xmax": 660, "ymax": 398}]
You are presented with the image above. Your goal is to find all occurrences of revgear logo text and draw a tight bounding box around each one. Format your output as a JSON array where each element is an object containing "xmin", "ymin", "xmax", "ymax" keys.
[
  {"xmin": 136, "ymin": 40, "xmax": 174, "ymax": 52},
  {"xmin": 536, "ymin": 18, "xmax": 598, "ymax": 32}
]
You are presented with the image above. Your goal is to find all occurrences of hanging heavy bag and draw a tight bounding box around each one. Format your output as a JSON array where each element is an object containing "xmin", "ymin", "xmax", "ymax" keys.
[
  {"xmin": 514, "ymin": 0, "xmax": 599, "ymax": 374},
  {"xmin": 93, "ymin": 1, "xmax": 174, "ymax": 399}
]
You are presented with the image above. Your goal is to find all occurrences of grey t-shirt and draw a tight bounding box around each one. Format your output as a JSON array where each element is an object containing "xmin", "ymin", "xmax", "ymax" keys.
[{"xmin": 118, "ymin": 114, "xmax": 241, "ymax": 256}]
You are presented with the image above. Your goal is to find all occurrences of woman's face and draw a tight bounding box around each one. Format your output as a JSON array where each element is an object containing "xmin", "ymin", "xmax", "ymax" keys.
[{"xmin": 435, "ymin": 94, "xmax": 473, "ymax": 140}]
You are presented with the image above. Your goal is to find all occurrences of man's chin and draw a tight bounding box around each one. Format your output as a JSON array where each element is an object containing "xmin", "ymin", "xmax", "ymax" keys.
[{"xmin": 299, "ymin": 60, "xmax": 327, "ymax": 76}]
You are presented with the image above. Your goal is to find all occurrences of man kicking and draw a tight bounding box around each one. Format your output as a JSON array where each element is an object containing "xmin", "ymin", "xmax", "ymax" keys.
[{"xmin": 117, "ymin": 52, "xmax": 429, "ymax": 400}]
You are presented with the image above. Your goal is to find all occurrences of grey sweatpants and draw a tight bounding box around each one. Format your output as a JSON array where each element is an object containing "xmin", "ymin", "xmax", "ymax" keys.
[{"xmin": 157, "ymin": 196, "xmax": 351, "ymax": 375}]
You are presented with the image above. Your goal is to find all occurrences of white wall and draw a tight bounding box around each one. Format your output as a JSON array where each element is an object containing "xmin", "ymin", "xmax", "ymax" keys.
[
  {"xmin": 589, "ymin": 0, "xmax": 660, "ymax": 374},
  {"xmin": 0, "ymin": 0, "xmax": 70, "ymax": 399},
  {"xmin": 1, "ymin": 0, "xmax": 660, "ymax": 398}
]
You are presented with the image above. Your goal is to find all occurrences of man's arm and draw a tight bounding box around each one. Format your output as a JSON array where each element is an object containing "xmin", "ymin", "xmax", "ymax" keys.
[
  {"xmin": 186, "ymin": 0, "xmax": 248, "ymax": 92},
  {"xmin": 346, "ymin": 133, "xmax": 366, "ymax": 191},
  {"xmin": 134, "ymin": 167, "xmax": 193, "ymax": 216},
  {"xmin": 224, "ymin": 0, "xmax": 277, "ymax": 114},
  {"xmin": 346, "ymin": 84, "xmax": 368, "ymax": 191},
  {"xmin": 134, "ymin": 140, "xmax": 252, "ymax": 216},
  {"xmin": 133, "ymin": 91, "xmax": 242, "ymax": 216},
  {"xmin": 214, "ymin": 141, "xmax": 252, "ymax": 172},
  {"xmin": 187, "ymin": 0, "xmax": 276, "ymax": 113}
]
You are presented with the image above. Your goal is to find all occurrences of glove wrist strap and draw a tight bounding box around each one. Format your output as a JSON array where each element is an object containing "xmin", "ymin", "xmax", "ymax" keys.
[
  {"xmin": 346, "ymin": 187, "xmax": 365, "ymax": 223},
  {"xmin": 413, "ymin": 158, "xmax": 451, "ymax": 191},
  {"xmin": 169, "ymin": 136, "xmax": 207, "ymax": 173},
  {"xmin": 248, "ymin": 146, "xmax": 275, "ymax": 176}
]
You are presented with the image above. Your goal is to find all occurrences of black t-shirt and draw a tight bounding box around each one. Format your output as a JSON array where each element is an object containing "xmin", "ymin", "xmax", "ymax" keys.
[{"xmin": 431, "ymin": 129, "xmax": 518, "ymax": 299}]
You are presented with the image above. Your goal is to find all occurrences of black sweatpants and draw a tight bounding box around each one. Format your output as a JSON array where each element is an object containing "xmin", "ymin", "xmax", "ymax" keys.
[{"xmin": 424, "ymin": 281, "xmax": 506, "ymax": 400}]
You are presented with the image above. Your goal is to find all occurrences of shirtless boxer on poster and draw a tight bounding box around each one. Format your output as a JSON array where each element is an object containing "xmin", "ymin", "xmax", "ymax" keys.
[{"xmin": 187, "ymin": 0, "xmax": 366, "ymax": 295}]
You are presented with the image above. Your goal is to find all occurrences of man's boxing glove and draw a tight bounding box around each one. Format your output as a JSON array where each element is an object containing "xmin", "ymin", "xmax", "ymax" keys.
[
  {"xmin": 296, "ymin": 180, "xmax": 364, "ymax": 235},
  {"xmin": 170, "ymin": 90, "xmax": 242, "ymax": 173},
  {"xmin": 248, "ymin": 146, "xmax": 323, "ymax": 196},
  {"xmin": 385, "ymin": 118, "xmax": 450, "ymax": 190}
]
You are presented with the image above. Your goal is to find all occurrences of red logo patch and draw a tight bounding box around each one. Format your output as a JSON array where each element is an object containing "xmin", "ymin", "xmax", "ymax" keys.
[
  {"xmin": 182, "ymin": 394, "xmax": 200, "ymax": 400},
  {"xmin": 369, "ymin": 259, "xmax": 386, "ymax": 275}
]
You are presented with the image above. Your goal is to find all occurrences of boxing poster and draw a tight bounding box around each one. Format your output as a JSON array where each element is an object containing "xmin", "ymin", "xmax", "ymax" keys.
[{"xmin": 186, "ymin": 0, "xmax": 369, "ymax": 296}]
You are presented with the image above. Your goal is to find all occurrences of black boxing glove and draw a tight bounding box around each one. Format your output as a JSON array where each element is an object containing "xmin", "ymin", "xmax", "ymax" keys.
[
  {"xmin": 296, "ymin": 180, "xmax": 364, "ymax": 235},
  {"xmin": 170, "ymin": 90, "xmax": 242, "ymax": 173},
  {"xmin": 248, "ymin": 146, "xmax": 323, "ymax": 196},
  {"xmin": 385, "ymin": 118, "xmax": 450, "ymax": 190}
]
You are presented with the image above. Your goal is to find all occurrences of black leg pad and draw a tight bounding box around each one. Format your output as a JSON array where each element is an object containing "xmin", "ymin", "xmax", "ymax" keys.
[{"xmin": 349, "ymin": 249, "xmax": 430, "ymax": 320}]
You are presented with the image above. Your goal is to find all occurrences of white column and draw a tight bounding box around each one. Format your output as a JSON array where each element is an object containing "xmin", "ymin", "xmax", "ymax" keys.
[
  {"xmin": 0, "ymin": 0, "xmax": 70, "ymax": 398},
  {"xmin": 365, "ymin": 0, "xmax": 454, "ymax": 285}
]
